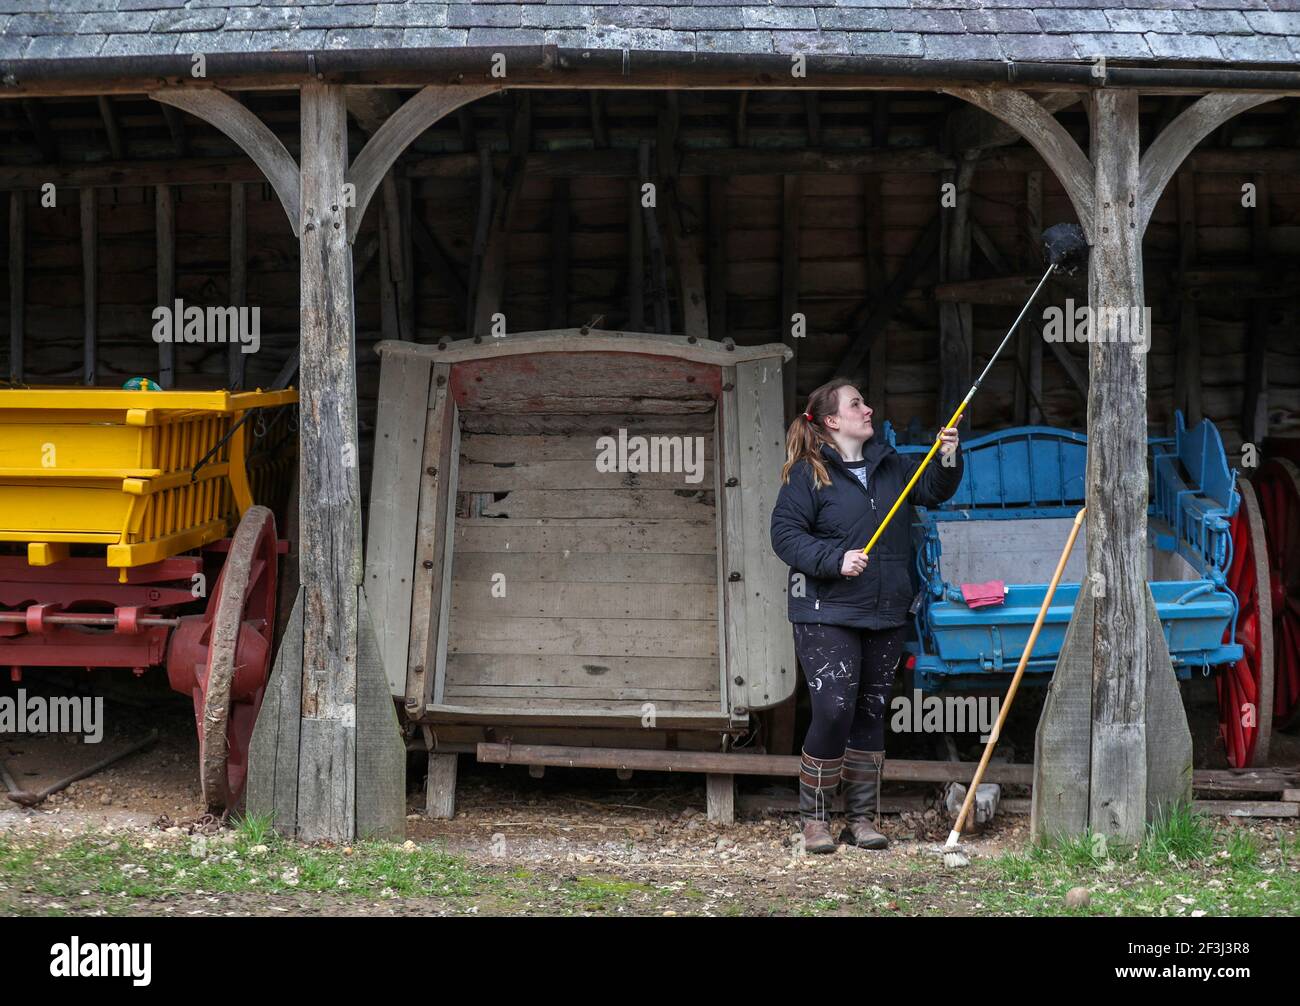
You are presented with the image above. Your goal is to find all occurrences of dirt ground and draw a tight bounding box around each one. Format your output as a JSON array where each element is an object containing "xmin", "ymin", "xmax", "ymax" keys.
[{"xmin": 1, "ymin": 672, "xmax": 1298, "ymax": 917}]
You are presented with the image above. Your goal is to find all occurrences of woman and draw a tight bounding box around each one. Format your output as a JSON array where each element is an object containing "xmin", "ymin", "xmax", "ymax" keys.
[{"xmin": 770, "ymin": 378, "xmax": 963, "ymax": 853}]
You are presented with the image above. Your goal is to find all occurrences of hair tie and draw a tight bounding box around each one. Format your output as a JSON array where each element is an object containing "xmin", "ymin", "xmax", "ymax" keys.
[{"xmin": 803, "ymin": 412, "xmax": 814, "ymax": 422}]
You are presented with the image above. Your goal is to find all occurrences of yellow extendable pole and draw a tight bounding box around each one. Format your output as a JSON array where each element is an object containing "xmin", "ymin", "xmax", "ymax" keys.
[{"xmin": 858, "ymin": 260, "xmax": 1058, "ymax": 558}]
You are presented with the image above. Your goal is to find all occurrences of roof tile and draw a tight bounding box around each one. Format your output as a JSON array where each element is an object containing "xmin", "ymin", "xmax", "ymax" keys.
[
  {"xmin": 1143, "ymin": 29, "xmax": 1221, "ymax": 55},
  {"xmin": 996, "ymin": 31, "xmax": 1080, "ymax": 57},
  {"xmin": 923, "ymin": 32, "xmax": 1003, "ymax": 57},
  {"xmin": 960, "ymin": 9, "xmax": 1041, "ymax": 32}
]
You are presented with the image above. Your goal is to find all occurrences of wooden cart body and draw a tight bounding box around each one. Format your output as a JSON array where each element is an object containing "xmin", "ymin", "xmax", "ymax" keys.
[{"xmin": 365, "ymin": 330, "xmax": 794, "ymax": 747}]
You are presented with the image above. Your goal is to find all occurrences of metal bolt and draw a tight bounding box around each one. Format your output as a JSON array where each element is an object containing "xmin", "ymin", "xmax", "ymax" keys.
[
  {"xmin": 729, "ymin": 571, "xmax": 742, "ymax": 582},
  {"xmin": 733, "ymin": 676, "xmax": 744, "ymax": 685},
  {"xmin": 725, "ymin": 476, "xmax": 738, "ymax": 487},
  {"xmin": 427, "ymin": 466, "xmax": 438, "ymax": 477},
  {"xmin": 423, "ymin": 559, "xmax": 434, "ymax": 569}
]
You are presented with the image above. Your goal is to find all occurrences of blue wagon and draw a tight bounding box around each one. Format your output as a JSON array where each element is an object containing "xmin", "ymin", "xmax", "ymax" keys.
[{"xmin": 887, "ymin": 412, "xmax": 1243, "ymax": 725}]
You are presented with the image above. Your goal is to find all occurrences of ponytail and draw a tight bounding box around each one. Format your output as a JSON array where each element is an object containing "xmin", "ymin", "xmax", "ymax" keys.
[{"xmin": 781, "ymin": 377, "xmax": 856, "ymax": 489}]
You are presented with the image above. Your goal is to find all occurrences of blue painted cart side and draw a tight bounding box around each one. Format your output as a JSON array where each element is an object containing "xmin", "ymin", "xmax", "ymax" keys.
[{"xmin": 883, "ymin": 413, "xmax": 1243, "ymax": 693}]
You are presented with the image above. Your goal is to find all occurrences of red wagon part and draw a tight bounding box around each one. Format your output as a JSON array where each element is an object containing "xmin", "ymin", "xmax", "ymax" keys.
[
  {"xmin": 1221, "ymin": 480, "xmax": 1273, "ymax": 768},
  {"xmin": 167, "ymin": 506, "xmax": 279, "ymax": 813},
  {"xmin": 1251, "ymin": 459, "xmax": 1300, "ymax": 732},
  {"xmin": 0, "ymin": 507, "xmax": 282, "ymax": 813}
]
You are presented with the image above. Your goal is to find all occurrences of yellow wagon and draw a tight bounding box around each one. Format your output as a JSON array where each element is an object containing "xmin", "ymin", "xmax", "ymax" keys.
[{"xmin": 0, "ymin": 386, "xmax": 297, "ymax": 812}]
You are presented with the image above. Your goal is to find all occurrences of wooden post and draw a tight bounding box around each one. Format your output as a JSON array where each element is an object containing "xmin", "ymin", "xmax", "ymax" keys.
[
  {"xmin": 80, "ymin": 188, "xmax": 97, "ymax": 386},
  {"xmin": 938, "ymin": 152, "xmax": 976, "ymax": 428},
  {"xmin": 780, "ymin": 175, "xmax": 801, "ymax": 418},
  {"xmin": 627, "ymin": 178, "xmax": 645, "ymax": 331},
  {"xmin": 155, "ymin": 185, "xmax": 175, "ymax": 387},
  {"xmin": 1173, "ymin": 172, "xmax": 1201, "ymax": 428},
  {"xmin": 8, "ymin": 191, "xmax": 23, "ymax": 384},
  {"xmin": 550, "ymin": 178, "xmax": 570, "ymax": 329},
  {"xmin": 292, "ymin": 82, "xmax": 405, "ymax": 843},
  {"xmin": 1242, "ymin": 173, "xmax": 1269, "ymax": 446},
  {"xmin": 708, "ymin": 176, "xmax": 727, "ymax": 342},
  {"xmin": 1032, "ymin": 90, "xmax": 1191, "ymax": 846},
  {"xmin": 229, "ymin": 182, "xmax": 246, "ymax": 389},
  {"xmin": 863, "ymin": 174, "xmax": 887, "ymax": 410}
]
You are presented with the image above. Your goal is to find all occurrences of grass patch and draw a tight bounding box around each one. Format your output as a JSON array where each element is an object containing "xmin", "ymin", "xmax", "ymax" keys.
[
  {"xmin": 0, "ymin": 827, "xmax": 495, "ymax": 913},
  {"xmin": 979, "ymin": 803, "xmax": 1299, "ymax": 917}
]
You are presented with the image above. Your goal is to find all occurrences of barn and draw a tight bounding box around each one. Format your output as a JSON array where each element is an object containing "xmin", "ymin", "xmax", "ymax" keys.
[{"xmin": 2, "ymin": 2, "xmax": 1299, "ymax": 842}]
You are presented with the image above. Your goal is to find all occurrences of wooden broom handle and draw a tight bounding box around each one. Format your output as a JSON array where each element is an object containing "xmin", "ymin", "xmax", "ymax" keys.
[{"xmin": 952, "ymin": 506, "xmax": 1086, "ymax": 837}]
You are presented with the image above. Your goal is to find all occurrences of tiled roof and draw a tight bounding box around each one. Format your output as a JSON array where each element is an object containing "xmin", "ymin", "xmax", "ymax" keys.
[{"xmin": 2, "ymin": 1, "xmax": 1300, "ymax": 65}]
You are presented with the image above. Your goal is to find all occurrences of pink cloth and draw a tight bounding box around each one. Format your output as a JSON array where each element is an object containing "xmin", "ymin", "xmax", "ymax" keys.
[{"xmin": 960, "ymin": 580, "xmax": 1006, "ymax": 609}]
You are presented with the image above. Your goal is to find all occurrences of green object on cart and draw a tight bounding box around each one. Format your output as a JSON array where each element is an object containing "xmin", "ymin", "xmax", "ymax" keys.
[{"xmin": 123, "ymin": 377, "xmax": 163, "ymax": 391}]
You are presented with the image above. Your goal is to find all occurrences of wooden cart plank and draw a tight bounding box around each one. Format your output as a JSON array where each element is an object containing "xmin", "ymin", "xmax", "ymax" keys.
[
  {"xmin": 363, "ymin": 350, "xmax": 432, "ymax": 695},
  {"xmin": 479, "ymin": 488, "xmax": 714, "ymax": 519},
  {"xmin": 446, "ymin": 653, "xmax": 719, "ymax": 691},
  {"xmin": 448, "ymin": 615, "xmax": 718, "ymax": 659},
  {"xmin": 450, "ymin": 579, "xmax": 716, "ymax": 620},
  {"xmin": 455, "ymin": 517, "xmax": 716, "ymax": 554},
  {"xmin": 452, "ymin": 551, "xmax": 717, "ymax": 584}
]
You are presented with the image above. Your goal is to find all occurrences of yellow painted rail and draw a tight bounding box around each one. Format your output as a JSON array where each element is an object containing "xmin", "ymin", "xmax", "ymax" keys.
[{"xmin": 0, "ymin": 387, "xmax": 297, "ymax": 573}]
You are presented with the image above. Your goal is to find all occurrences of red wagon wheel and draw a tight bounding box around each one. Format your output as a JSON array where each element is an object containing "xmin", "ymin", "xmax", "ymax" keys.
[
  {"xmin": 1221, "ymin": 480, "xmax": 1273, "ymax": 768},
  {"xmin": 1253, "ymin": 459, "xmax": 1300, "ymax": 732},
  {"xmin": 199, "ymin": 505, "xmax": 278, "ymax": 812}
]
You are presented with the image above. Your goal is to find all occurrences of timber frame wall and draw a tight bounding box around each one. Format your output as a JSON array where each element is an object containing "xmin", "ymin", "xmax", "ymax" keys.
[
  {"xmin": 3, "ymin": 89, "xmax": 1299, "ymax": 481},
  {"xmin": 3, "ymin": 81, "xmax": 1300, "ymax": 844}
]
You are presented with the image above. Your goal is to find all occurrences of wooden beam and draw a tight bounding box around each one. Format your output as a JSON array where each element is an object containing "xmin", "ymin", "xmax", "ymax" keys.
[
  {"xmin": 1243, "ymin": 172, "xmax": 1270, "ymax": 445},
  {"xmin": 465, "ymin": 146, "xmax": 494, "ymax": 338},
  {"xmin": 707, "ymin": 176, "xmax": 727, "ymax": 342},
  {"xmin": 22, "ymin": 100, "xmax": 58, "ymax": 163},
  {"xmin": 150, "ymin": 88, "xmax": 301, "ymax": 236},
  {"xmin": 1086, "ymin": 90, "xmax": 1185, "ymax": 844},
  {"xmin": 96, "ymin": 96, "xmax": 126, "ymax": 161},
  {"xmin": 640, "ymin": 139, "xmax": 671, "ymax": 334},
  {"xmin": 8, "ymin": 192, "xmax": 24, "ymax": 383},
  {"xmin": 295, "ymin": 81, "xmax": 361, "ymax": 843},
  {"xmin": 155, "ymin": 185, "xmax": 175, "ymax": 387},
  {"xmin": 409, "ymin": 213, "xmax": 468, "ymax": 321},
  {"xmin": 948, "ymin": 91, "xmax": 1080, "ymax": 152},
  {"xmin": 942, "ymin": 87, "xmax": 1095, "ymax": 240},
  {"xmin": 0, "ymin": 146, "xmax": 962, "ymax": 193},
  {"xmin": 550, "ymin": 177, "xmax": 570, "ymax": 329},
  {"xmin": 470, "ymin": 95, "xmax": 530, "ymax": 338},
  {"xmin": 626, "ymin": 177, "xmax": 644, "ymax": 331},
  {"xmin": 1022, "ymin": 170, "xmax": 1044, "ymax": 423},
  {"xmin": 80, "ymin": 187, "xmax": 96, "ymax": 387},
  {"xmin": 938, "ymin": 152, "xmax": 976, "ymax": 427},
  {"xmin": 663, "ymin": 179, "xmax": 709, "ymax": 340},
  {"xmin": 836, "ymin": 213, "xmax": 940, "ymax": 379},
  {"xmin": 160, "ymin": 103, "xmax": 188, "ymax": 159},
  {"xmin": 1138, "ymin": 93, "xmax": 1285, "ymax": 236},
  {"xmin": 345, "ymin": 83, "xmax": 499, "ymax": 243},
  {"xmin": 781, "ymin": 175, "xmax": 801, "ymax": 417},
  {"xmin": 228, "ymin": 182, "xmax": 246, "ymax": 389},
  {"xmin": 590, "ymin": 91, "xmax": 609, "ymax": 149},
  {"xmin": 863, "ymin": 173, "xmax": 887, "ymax": 409},
  {"xmin": 6, "ymin": 143, "xmax": 1299, "ymax": 195},
  {"xmin": 1173, "ymin": 171, "xmax": 1201, "ymax": 427}
]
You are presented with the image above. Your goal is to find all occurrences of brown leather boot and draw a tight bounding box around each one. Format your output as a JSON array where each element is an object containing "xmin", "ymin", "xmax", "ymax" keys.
[
  {"xmin": 798, "ymin": 749, "xmax": 841, "ymax": 854},
  {"xmin": 840, "ymin": 748, "xmax": 889, "ymax": 849}
]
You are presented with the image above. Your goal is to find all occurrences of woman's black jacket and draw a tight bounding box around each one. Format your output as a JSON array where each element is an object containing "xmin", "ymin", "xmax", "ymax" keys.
[{"xmin": 769, "ymin": 438, "xmax": 964, "ymax": 630}]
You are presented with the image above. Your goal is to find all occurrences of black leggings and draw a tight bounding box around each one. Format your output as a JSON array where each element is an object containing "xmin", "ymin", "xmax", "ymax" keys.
[{"xmin": 792, "ymin": 623, "xmax": 908, "ymax": 759}]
